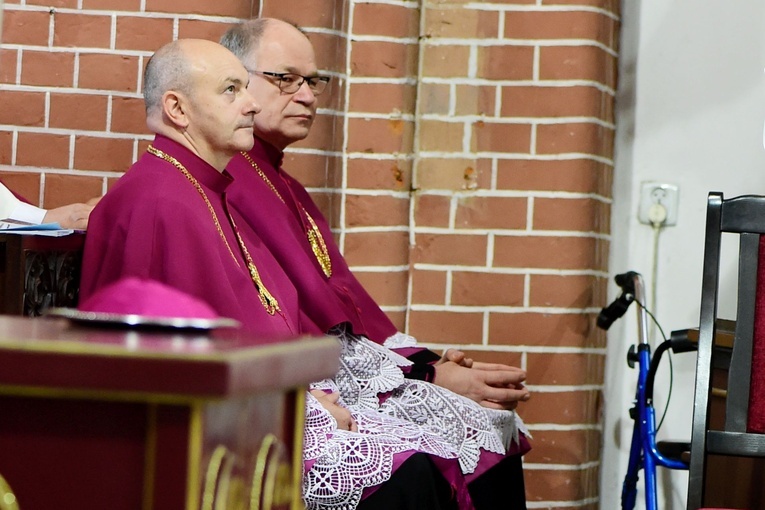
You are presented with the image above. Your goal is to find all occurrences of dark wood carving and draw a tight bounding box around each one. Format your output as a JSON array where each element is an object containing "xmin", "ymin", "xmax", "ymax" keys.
[{"xmin": 0, "ymin": 234, "xmax": 85, "ymax": 316}]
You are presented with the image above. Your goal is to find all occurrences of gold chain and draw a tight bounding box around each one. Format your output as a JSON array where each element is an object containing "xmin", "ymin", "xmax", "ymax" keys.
[
  {"xmin": 147, "ymin": 145, "xmax": 281, "ymax": 315},
  {"xmin": 240, "ymin": 151, "xmax": 332, "ymax": 278}
]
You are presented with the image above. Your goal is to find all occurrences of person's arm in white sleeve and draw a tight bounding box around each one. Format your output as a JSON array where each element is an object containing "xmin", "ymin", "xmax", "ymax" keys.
[{"xmin": 0, "ymin": 182, "xmax": 46, "ymax": 225}]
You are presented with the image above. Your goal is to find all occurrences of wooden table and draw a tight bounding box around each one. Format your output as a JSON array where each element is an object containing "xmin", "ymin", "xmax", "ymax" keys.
[{"xmin": 0, "ymin": 316, "xmax": 340, "ymax": 510}]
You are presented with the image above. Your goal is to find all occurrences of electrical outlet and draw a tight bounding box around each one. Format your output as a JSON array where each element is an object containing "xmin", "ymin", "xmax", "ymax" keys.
[{"xmin": 638, "ymin": 182, "xmax": 679, "ymax": 226}]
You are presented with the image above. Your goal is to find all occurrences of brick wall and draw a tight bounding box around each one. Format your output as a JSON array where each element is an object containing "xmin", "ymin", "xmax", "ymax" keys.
[{"xmin": 0, "ymin": 0, "xmax": 619, "ymax": 508}]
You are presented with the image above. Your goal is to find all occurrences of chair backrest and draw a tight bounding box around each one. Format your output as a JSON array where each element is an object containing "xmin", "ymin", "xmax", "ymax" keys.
[{"xmin": 688, "ymin": 192, "xmax": 765, "ymax": 509}]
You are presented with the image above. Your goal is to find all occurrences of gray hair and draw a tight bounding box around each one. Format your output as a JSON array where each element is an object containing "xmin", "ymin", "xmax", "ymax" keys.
[
  {"xmin": 219, "ymin": 19, "xmax": 271, "ymax": 68},
  {"xmin": 220, "ymin": 18, "xmax": 305, "ymax": 68},
  {"xmin": 143, "ymin": 41, "xmax": 193, "ymax": 113}
]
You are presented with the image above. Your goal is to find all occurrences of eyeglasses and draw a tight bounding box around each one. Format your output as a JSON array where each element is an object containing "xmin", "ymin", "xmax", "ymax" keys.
[{"xmin": 250, "ymin": 70, "xmax": 330, "ymax": 96}]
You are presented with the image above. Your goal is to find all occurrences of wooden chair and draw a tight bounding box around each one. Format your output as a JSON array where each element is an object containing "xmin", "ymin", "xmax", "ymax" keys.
[{"xmin": 688, "ymin": 192, "xmax": 765, "ymax": 509}]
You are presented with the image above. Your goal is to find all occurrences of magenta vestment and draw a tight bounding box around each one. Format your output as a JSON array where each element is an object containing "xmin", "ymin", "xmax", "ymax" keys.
[
  {"xmin": 227, "ymin": 137, "xmax": 397, "ymax": 343},
  {"xmin": 80, "ymin": 135, "xmax": 308, "ymax": 338}
]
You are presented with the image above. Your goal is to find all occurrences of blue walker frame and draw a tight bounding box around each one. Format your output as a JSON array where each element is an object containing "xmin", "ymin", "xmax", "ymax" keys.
[{"xmin": 599, "ymin": 272, "xmax": 692, "ymax": 510}]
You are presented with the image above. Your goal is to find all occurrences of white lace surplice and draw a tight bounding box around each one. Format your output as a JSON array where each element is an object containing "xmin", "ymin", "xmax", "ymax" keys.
[{"xmin": 302, "ymin": 325, "xmax": 522, "ymax": 509}]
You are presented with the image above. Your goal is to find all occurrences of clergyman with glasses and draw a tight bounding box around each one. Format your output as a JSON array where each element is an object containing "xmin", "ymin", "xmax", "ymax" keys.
[{"xmin": 221, "ymin": 18, "xmax": 530, "ymax": 510}]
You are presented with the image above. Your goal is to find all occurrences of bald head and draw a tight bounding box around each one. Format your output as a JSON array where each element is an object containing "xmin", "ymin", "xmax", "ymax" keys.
[
  {"xmin": 141, "ymin": 39, "xmax": 260, "ymax": 171},
  {"xmin": 144, "ymin": 39, "xmax": 239, "ymax": 115}
]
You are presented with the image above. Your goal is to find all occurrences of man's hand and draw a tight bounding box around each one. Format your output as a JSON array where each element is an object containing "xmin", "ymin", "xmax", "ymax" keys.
[
  {"xmin": 433, "ymin": 349, "xmax": 530, "ymax": 410},
  {"xmin": 43, "ymin": 197, "xmax": 100, "ymax": 230},
  {"xmin": 310, "ymin": 390, "xmax": 358, "ymax": 432}
]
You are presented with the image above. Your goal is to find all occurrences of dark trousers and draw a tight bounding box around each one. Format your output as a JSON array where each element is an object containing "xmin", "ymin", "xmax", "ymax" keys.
[{"xmin": 357, "ymin": 453, "xmax": 526, "ymax": 510}]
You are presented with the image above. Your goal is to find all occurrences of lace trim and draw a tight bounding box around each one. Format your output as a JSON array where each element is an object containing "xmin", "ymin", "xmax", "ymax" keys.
[
  {"xmin": 303, "ymin": 393, "xmax": 460, "ymax": 510},
  {"xmin": 382, "ymin": 331, "xmax": 418, "ymax": 349}
]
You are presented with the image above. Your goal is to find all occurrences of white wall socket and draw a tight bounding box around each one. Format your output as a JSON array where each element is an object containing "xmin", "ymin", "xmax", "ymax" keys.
[{"xmin": 638, "ymin": 182, "xmax": 679, "ymax": 226}]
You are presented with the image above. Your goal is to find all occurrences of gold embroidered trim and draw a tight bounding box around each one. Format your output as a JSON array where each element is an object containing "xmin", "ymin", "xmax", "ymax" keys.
[
  {"xmin": 240, "ymin": 151, "xmax": 332, "ymax": 278},
  {"xmin": 147, "ymin": 145, "xmax": 281, "ymax": 315}
]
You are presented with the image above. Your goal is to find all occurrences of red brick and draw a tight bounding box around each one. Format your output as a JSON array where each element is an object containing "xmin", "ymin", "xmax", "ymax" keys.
[
  {"xmin": 53, "ymin": 13, "xmax": 112, "ymax": 48},
  {"xmin": 422, "ymin": 44, "xmax": 471, "ymax": 77},
  {"xmin": 27, "ymin": 0, "xmax": 77, "ymax": 6},
  {"xmin": 43, "ymin": 174, "xmax": 104, "ymax": 208},
  {"xmin": 533, "ymin": 197, "xmax": 610, "ymax": 233},
  {"xmin": 136, "ymin": 139, "xmax": 152, "ymax": 158},
  {"xmin": 505, "ymin": 11, "xmax": 618, "ymax": 49},
  {"xmin": 355, "ymin": 3, "xmax": 418, "ymax": 38},
  {"xmin": 116, "ymin": 16, "xmax": 173, "ymax": 52},
  {"xmin": 0, "ymin": 132, "xmax": 13, "ymax": 166},
  {"xmin": 308, "ymin": 191, "xmax": 334, "ymax": 227},
  {"xmin": 455, "ymin": 85, "xmax": 496, "ymax": 117},
  {"xmin": 419, "ymin": 120, "xmax": 464, "ymax": 152},
  {"xmin": 82, "ymin": 0, "xmax": 141, "ymax": 10},
  {"xmin": 307, "ymin": 32, "xmax": 347, "ymax": 75},
  {"xmin": 145, "ymin": 0, "xmax": 253, "ymax": 18},
  {"xmin": 16, "ymin": 132, "xmax": 71, "ymax": 169},
  {"xmin": 110, "ymin": 96, "xmax": 151, "ymax": 135},
  {"xmin": 0, "ymin": 91, "xmax": 46, "ymax": 127},
  {"xmin": 529, "ymin": 274, "xmax": 598, "ymax": 308},
  {"xmin": 414, "ymin": 194, "xmax": 451, "ymax": 228},
  {"xmin": 346, "ymin": 158, "xmax": 411, "ymax": 191},
  {"xmin": 0, "ymin": 172, "xmax": 41, "ymax": 203},
  {"xmin": 347, "ymin": 117, "xmax": 415, "ymax": 154},
  {"xmin": 413, "ymin": 233, "xmax": 488, "ymax": 266},
  {"xmin": 536, "ymin": 122, "xmax": 614, "ymax": 157},
  {"xmin": 527, "ymin": 352, "xmax": 605, "ymax": 386},
  {"xmin": 262, "ymin": 0, "xmax": 341, "ymax": 30},
  {"xmin": 343, "ymin": 231, "xmax": 410, "ymax": 267},
  {"xmin": 543, "ymin": 0, "xmax": 620, "ymax": 13},
  {"xmin": 521, "ymin": 389, "xmax": 601, "ymax": 424},
  {"xmin": 344, "ymin": 194, "xmax": 409, "ymax": 228},
  {"xmin": 21, "ymin": 51, "xmax": 75, "ymax": 88},
  {"xmin": 496, "ymin": 158, "xmax": 613, "ymax": 196},
  {"xmin": 79, "ymin": 54, "xmax": 140, "ymax": 92},
  {"xmin": 524, "ymin": 428, "xmax": 602, "ymax": 465},
  {"xmin": 420, "ymin": 83, "xmax": 451, "ymax": 115},
  {"xmin": 73, "ymin": 136, "xmax": 135, "ymax": 172},
  {"xmin": 49, "ymin": 94, "xmax": 109, "ymax": 131},
  {"xmin": 386, "ymin": 311, "xmax": 406, "ymax": 332},
  {"xmin": 493, "ymin": 235, "xmax": 608, "ymax": 270},
  {"xmin": 177, "ymin": 19, "xmax": 234, "ymax": 42},
  {"xmin": 471, "ymin": 121, "xmax": 532, "ymax": 153},
  {"xmin": 354, "ymin": 270, "xmax": 408, "ymax": 308},
  {"xmin": 411, "ymin": 269, "xmax": 448, "ymax": 305},
  {"xmin": 540, "ymin": 45, "xmax": 617, "ymax": 88},
  {"xmin": 501, "ymin": 86, "xmax": 611, "ymax": 120},
  {"xmin": 488, "ymin": 312, "xmax": 603, "ymax": 348},
  {"xmin": 282, "ymin": 152, "xmax": 331, "ymax": 189},
  {"xmin": 351, "ymin": 41, "xmax": 418, "ymax": 79},
  {"xmin": 0, "ymin": 49, "xmax": 18, "ymax": 84},
  {"xmin": 408, "ymin": 310, "xmax": 485, "ymax": 344},
  {"xmin": 455, "ymin": 196, "xmax": 527, "ymax": 229},
  {"xmin": 425, "ymin": 8, "xmax": 499, "ymax": 39},
  {"xmin": 349, "ymin": 82, "xmax": 416, "ymax": 115},
  {"xmin": 477, "ymin": 46, "xmax": 535, "ymax": 80},
  {"xmin": 524, "ymin": 465, "xmax": 600, "ymax": 502},
  {"xmin": 2, "ymin": 10, "xmax": 50, "ymax": 46},
  {"xmin": 451, "ymin": 271, "xmax": 525, "ymax": 306},
  {"xmin": 416, "ymin": 158, "xmax": 492, "ymax": 191}
]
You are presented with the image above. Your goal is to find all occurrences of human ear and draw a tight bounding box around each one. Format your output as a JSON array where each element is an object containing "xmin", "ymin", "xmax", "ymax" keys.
[{"xmin": 161, "ymin": 91, "xmax": 190, "ymax": 129}]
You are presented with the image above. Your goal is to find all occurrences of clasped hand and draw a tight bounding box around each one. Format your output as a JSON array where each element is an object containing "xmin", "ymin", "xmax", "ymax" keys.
[
  {"xmin": 433, "ymin": 349, "xmax": 530, "ymax": 410},
  {"xmin": 310, "ymin": 389, "xmax": 358, "ymax": 432}
]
